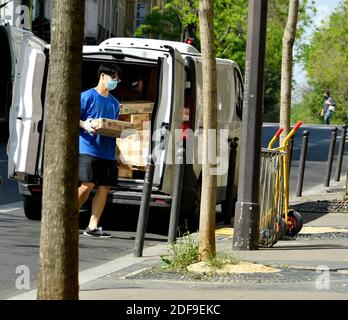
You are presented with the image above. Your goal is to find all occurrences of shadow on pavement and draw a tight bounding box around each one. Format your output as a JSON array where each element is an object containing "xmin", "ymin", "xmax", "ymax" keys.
[
  {"xmin": 273, "ymin": 243, "xmax": 348, "ymax": 250},
  {"xmin": 290, "ymin": 201, "xmax": 332, "ymax": 224}
]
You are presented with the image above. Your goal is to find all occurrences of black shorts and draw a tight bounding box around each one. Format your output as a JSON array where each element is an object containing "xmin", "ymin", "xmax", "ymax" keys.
[{"xmin": 79, "ymin": 154, "xmax": 118, "ymax": 187}]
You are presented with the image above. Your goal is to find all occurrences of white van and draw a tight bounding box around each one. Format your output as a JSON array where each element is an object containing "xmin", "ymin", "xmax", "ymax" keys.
[{"xmin": 7, "ymin": 36, "xmax": 244, "ymax": 229}]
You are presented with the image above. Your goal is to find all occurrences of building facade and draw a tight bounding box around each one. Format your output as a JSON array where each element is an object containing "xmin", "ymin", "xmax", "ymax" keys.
[{"xmin": 0, "ymin": 0, "xmax": 164, "ymax": 43}]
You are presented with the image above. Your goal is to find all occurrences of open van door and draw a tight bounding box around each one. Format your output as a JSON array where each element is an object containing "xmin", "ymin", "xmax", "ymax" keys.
[
  {"xmin": 0, "ymin": 23, "xmax": 14, "ymax": 141},
  {"xmin": 152, "ymin": 47, "xmax": 185, "ymax": 193},
  {"xmin": 7, "ymin": 34, "xmax": 47, "ymax": 181}
]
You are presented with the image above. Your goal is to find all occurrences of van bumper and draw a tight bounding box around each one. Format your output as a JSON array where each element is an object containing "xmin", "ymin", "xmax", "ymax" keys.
[
  {"xmin": 105, "ymin": 189, "xmax": 172, "ymax": 208},
  {"xmin": 19, "ymin": 184, "xmax": 173, "ymax": 208}
]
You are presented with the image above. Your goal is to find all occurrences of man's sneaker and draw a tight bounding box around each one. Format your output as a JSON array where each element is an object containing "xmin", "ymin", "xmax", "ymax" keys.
[{"xmin": 83, "ymin": 227, "xmax": 112, "ymax": 238}]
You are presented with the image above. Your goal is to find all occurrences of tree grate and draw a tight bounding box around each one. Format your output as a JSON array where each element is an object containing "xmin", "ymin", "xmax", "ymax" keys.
[{"xmin": 291, "ymin": 200, "xmax": 348, "ymax": 213}]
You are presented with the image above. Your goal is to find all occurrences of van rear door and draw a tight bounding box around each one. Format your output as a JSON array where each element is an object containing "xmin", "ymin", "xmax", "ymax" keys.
[
  {"xmin": 152, "ymin": 47, "xmax": 185, "ymax": 192},
  {"xmin": 7, "ymin": 34, "xmax": 47, "ymax": 181}
]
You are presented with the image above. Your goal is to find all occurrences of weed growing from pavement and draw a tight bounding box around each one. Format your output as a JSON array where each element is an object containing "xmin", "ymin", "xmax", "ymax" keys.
[
  {"xmin": 158, "ymin": 233, "xmax": 240, "ymax": 274},
  {"xmin": 160, "ymin": 233, "xmax": 200, "ymax": 272}
]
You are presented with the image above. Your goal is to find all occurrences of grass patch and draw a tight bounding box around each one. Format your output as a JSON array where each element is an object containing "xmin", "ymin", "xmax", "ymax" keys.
[
  {"xmin": 160, "ymin": 233, "xmax": 200, "ymax": 272},
  {"xmin": 160, "ymin": 234, "xmax": 241, "ymax": 273}
]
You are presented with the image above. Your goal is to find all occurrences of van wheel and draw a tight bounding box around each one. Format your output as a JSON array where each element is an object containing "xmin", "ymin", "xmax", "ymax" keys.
[
  {"xmin": 23, "ymin": 196, "xmax": 42, "ymax": 221},
  {"xmin": 179, "ymin": 181, "xmax": 201, "ymax": 234}
]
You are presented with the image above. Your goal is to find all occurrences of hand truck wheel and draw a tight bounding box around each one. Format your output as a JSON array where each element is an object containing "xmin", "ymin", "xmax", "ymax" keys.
[{"xmin": 286, "ymin": 210, "xmax": 303, "ymax": 236}]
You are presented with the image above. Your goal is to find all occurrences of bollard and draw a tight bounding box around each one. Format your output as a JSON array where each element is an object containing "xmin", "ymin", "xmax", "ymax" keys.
[
  {"xmin": 134, "ymin": 155, "xmax": 155, "ymax": 257},
  {"xmin": 223, "ymin": 138, "xmax": 238, "ymax": 225},
  {"xmin": 168, "ymin": 145, "xmax": 185, "ymax": 244},
  {"xmin": 335, "ymin": 124, "xmax": 347, "ymax": 181},
  {"xmin": 296, "ymin": 130, "xmax": 310, "ymax": 197},
  {"xmin": 324, "ymin": 127, "xmax": 338, "ymax": 187}
]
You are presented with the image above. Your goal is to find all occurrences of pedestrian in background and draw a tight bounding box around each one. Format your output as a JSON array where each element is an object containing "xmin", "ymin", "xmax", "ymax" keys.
[{"xmin": 321, "ymin": 90, "xmax": 336, "ymax": 125}]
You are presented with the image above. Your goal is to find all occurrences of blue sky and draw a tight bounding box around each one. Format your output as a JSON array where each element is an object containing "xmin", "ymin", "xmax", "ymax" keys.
[{"xmin": 294, "ymin": 0, "xmax": 342, "ymax": 86}]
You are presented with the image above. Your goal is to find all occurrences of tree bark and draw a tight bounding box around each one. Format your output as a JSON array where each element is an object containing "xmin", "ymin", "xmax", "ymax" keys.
[
  {"xmin": 279, "ymin": 0, "xmax": 299, "ymax": 146},
  {"xmin": 37, "ymin": 0, "xmax": 85, "ymax": 300},
  {"xmin": 198, "ymin": 0, "xmax": 217, "ymax": 261}
]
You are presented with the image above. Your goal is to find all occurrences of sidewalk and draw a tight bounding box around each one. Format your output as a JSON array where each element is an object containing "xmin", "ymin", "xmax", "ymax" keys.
[{"xmin": 10, "ymin": 180, "xmax": 348, "ymax": 300}]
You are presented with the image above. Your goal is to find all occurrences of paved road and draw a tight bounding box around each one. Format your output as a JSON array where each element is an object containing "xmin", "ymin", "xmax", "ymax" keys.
[
  {"xmin": 0, "ymin": 143, "xmax": 21, "ymax": 205},
  {"xmin": 0, "ymin": 203, "xmax": 168, "ymax": 299}
]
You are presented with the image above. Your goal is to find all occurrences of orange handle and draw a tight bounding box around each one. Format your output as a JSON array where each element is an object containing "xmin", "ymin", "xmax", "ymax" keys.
[
  {"xmin": 268, "ymin": 127, "xmax": 284, "ymax": 149},
  {"xmin": 293, "ymin": 121, "xmax": 303, "ymax": 132},
  {"xmin": 275, "ymin": 128, "xmax": 284, "ymax": 138},
  {"xmin": 282, "ymin": 121, "xmax": 303, "ymax": 149}
]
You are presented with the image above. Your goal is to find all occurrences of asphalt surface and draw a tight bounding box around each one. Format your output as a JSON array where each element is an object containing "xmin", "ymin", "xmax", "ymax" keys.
[
  {"xmin": 0, "ymin": 204, "xmax": 168, "ymax": 300},
  {"xmin": 0, "ymin": 143, "xmax": 21, "ymax": 204}
]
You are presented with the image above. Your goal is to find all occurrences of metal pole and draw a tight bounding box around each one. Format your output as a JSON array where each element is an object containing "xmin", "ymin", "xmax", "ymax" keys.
[
  {"xmin": 335, "ymin": 124, "xmax": 347, "ymax": 182},
  {"xmin": 223, "ymin": 138, "xmax": 238, "ymax": 225},
  {"xmin": 324, "ymin": 127, "xmax": 338, "ymax": 187},
  {"xmin": 168, "ymin": 145, "xmax": 185, "ymax": 243},
  {"xmin": 296, "ymin": 130, "xmax": 310, "ymax": 197},
  {"xmin": 233, "ymin": 0, "xmax": 268, "ymax": 251},
  {"xmin": 134, "ymin": 155, "xmax": 155, "ymax": 257}
]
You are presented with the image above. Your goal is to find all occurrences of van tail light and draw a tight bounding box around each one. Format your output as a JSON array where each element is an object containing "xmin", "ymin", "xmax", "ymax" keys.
[
  {"xmin": 28, "ymin": 186, "xmax": 42, "ymax": 194},
  {"xmin": 154, "ymin": 199, "xmax": 166, "ymax": 205},
  {"xmin": 182, "ymin": 121, "xmax": 191, "ymax": 141}
]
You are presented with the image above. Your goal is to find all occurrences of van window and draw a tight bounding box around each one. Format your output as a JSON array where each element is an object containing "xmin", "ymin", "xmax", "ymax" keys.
[
  {"xmin": 217, "ymin": 64, "xmax": 235, "ymax": 125},
  {"xmin": 183, "ymin": 57, "xmax": 196, "ymax": 134}
]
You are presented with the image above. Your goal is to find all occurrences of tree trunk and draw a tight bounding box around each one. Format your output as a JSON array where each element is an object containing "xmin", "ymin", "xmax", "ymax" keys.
[
  {"xmin": 37, "ymin": 0, "xmax": 85, "ymax": 300},
  {"xmin": 198, "ymin": 0, "xmax": 217, "ymax": 261},
  {"xmin": 279, "ymin": 0, "xmax": 299, "ymax": 146}
]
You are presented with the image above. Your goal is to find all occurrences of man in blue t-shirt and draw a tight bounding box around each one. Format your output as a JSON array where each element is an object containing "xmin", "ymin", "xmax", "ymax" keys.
[{"xmin": 78, "ymin": 63, "xmax": 121, "ymax": 238}]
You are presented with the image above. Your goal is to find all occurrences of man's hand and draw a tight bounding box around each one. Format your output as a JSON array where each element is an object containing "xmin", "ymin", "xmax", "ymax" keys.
[{"xmin": 81, "ymin": 118, "xmax": 96, "ymax": 135}]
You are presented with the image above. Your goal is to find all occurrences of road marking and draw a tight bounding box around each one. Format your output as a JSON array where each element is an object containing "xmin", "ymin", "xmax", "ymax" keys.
[{"xmin": 0, "ymin": 202, "xmax": 23, "ymax": 213}]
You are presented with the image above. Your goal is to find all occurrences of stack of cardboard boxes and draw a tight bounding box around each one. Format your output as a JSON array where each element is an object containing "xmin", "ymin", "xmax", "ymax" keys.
[{"xmin": 116, "ymin": 101, "xmax": 154, "ymax": 178}]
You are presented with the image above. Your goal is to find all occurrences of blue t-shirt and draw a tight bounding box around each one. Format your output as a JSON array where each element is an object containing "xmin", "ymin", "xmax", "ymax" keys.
[{"xmin": 80, "ymin": 88, "xmax": 120, "ymax": 160}]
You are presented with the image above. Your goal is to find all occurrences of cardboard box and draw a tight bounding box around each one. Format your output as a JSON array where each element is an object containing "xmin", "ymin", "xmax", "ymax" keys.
[
  {"xmin": 116, "ymin": 132, "xmax": 150, "ymax": 167},
  {"xmin": 118, "ymin": 165, "xmax": 133, "ymax": 178},
  {"xmin": 120, "ymin": 101, "xmax": 154, "ymax": 115},
  {"xmin": 119, "ymin": 113, "xmax": 150, "ymax": 124},
  {"xmin": 91, "ymin": 118, "xmax": 134, "ymax": 138}
]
